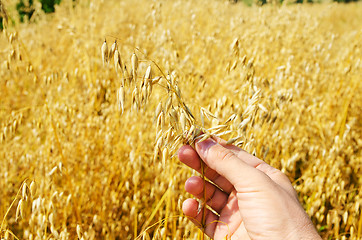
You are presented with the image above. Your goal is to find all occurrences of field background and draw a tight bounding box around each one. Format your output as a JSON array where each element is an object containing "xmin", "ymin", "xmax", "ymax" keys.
[{"xmin": 0, "ymin": 0, "xmax": 361, "ymax": 239}]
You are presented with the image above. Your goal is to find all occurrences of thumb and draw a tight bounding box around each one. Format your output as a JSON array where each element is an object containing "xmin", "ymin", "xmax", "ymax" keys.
[{"xmin": 195, "ymin": 138, "xmax": 269, "ymax": 191}]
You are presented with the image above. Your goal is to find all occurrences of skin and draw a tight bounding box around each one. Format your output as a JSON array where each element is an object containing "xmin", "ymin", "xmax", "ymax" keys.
[{"xmin": 178, "ymin": 137, "xmax": 322, "ymax": 240}]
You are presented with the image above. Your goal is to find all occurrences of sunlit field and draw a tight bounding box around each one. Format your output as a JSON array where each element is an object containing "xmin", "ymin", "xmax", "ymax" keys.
[{"xmin": 0, "ymin": 0, "xmax": 361, "ymax": 239}]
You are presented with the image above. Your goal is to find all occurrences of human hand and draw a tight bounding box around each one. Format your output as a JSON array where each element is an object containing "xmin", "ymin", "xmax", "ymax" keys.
[{"xmin": 178, "ymin": 138, "xmax": 321, "ymax": 240}]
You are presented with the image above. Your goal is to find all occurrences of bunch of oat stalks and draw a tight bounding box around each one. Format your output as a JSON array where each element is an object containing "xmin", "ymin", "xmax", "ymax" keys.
[{"xmin": 0, "ymin": 0, "xmax": 361, "ymax": 239}]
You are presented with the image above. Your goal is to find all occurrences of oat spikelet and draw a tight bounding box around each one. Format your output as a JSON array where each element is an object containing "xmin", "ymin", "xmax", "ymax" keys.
[
  {"xmin": 153, "ymin": 137, "xmax": 163, "ymax": 161},
  {"xmin": 49, "ymin": 212, "xmax": 55, "ymax": 226},
  {"xmin": 76, "ymin": 225, "xmax": 83, "ymax": 239},
  {"xmin": 109, "ymin": 40, "xmax": 117, "ymax": 60},
  {"xmin": 146, "ymin": 81, "xmax": 152, "ymax": 99},
  {"xmin": 51, "ymin": 225, "xmax": 59, "ymax": 238},
  {"xmin": 141, "ymin": 84, "xmax": 147, "ymax": 103},
  {"xmin": 162, "ymin": 147, "xmax": 169, "ymax": 165},
  {"xmin": 196, "ymin": 133, "xmax": 211, "ymax": 143},
  {"xmin": 185, "ymin": 124, "xmax": 196, "ymax": 143},
  {"xmin": 230, "ymin": 61, "xmax": 238, "ymax": 71},
  {"xmin": 164, "ymin": 96, "xmax": 172, "ymax": 112},
  {"xmin": 117, "ymin": 86, "xmax": 125, "ymax": 114},
  {"xmin": 243, "ymin": 90, "xmax": 260, "ymax": 118},
  {"xmin": 152, "ymin": 76, "xmax": 162, "ymax": 85},
  {"xmin": 231, "ymin": 37, "xmax": 239, "ymax": 55},
  {"xmin": 114, "ymin": 49, "xmax": 122, "ymax": 72},
  {"xmin": 165, "ymin": 127, "xmax": 174, "ymax": 143},
  {"xmin": 131, "ymin": 53, "xmax": 138, "ymax": 71},
  {"xmin": 58, "ymin": 162, "xmax": 63, "ymax": 174},
  {"xmin": 215, "ymin": 130, "xmax": 232, "ymax": 137},
  {"xmin": 225, "ymin": 113, "xmax": 237, "ymax": 124},
  {"xmin": 22, "ymin": 183, "xmax": 27, "ymax": 200},
  {"xmin": 200, "ymin": 109, "xmax": 205, "ymax": 127},
  {"xmin": 144, "ymin": 65, "xmax": 152, "ymax": 81},
  {"xmin": 258, "ymin": 103, "xmax": 268, "ymax": 113},
  {"xmin": 238, "ymin": 117, "xmax": 250, "ymax": 129},
  {"xmin": 180, "ymin": 111, "xmax": 187, "ymax": 132},
  {"xmin": 16, "ymin": 199, "xmax": 24, "ymax": 221},
  {"xmin": 208, "ymin": 124, "xmax": 227, "ymax": 132},
  {"xmin": 201, "ymin": 107, "xmax": 218, "ymax": 119},
  {"xmin": 123, "ymin": 66, "xmax": 131, "ymax": 85},
  {"xmin": 156, "ymin": 111, "xmax": 164, "ymax": 130},
  {"xmin": 101, "ymin": 40, "xmax": 108, "ymax": 66},
  {"xmin": 169, "ymin": 108, "xmax": 178, "ymax": 128},
  {"xmin": 132, "ymin": 87, "xmax": 139, "ymax": 110},
  {"xmin": 175, "ymin": 85, "xmax": 181, "ymax": 98},
  {"xmin": 131, "ymin": 53, "xmax": 138, "ymax": 80},
  {"xmin": 155, "ymin": 102, "xmax": 162, "ymax": 119},
  {"xmin": 226, "ymin": 136, "xmax": 242, "ymax": 145},
  {"xmin": 3, "ymin": 126, "xmax": 8, "ymax": 139}
]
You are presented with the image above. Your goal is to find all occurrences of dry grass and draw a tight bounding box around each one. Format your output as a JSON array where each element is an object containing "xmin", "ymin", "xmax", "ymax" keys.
[{"xmin": 0, "ymin": 0, "xmax": 361, "ymax": 239}]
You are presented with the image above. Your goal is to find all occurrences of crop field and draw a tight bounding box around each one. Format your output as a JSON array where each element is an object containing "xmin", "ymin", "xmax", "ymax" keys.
[{"xmin": 0, "ymin": 0, "xmax": 361, "ymax": 239}]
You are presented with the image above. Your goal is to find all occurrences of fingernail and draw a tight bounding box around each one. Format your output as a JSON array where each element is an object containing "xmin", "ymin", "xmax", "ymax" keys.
[{"xmin": 196, "ymin": 138, "xmax": 216, "ymax": 158}]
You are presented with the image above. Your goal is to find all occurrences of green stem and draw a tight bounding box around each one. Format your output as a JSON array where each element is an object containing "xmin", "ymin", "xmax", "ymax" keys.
[{"xmin": 200, "ymin": 159, "xmax": 207, "ymax": 240}]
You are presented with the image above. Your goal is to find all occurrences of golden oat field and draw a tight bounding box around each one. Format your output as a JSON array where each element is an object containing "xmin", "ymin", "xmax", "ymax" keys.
[{"xmin": 0, "ymin": 0, "xmax": 361, "ymax": 239}]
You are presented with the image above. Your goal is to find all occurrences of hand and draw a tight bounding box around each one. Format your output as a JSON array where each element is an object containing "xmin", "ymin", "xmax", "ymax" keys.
[{"xmin": 178, "ymin": 138, "xmax": 321, "ymax": 240}]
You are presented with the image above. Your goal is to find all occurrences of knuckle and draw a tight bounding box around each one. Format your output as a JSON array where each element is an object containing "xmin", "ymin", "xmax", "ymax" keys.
[
  {"xmin": 253, "ymin": 168, "xmax": 269, "ymax": 180},
  {"xmin": 217, "ymin": 148, "xmax": 235, "ymax": 163},
  {"xmin": 275, "ymin": 169, "xmax": 287, "ymax": 177},
  {"xmin": 274, "ymin": 169, "xmax": 291, "ymax": 183}
]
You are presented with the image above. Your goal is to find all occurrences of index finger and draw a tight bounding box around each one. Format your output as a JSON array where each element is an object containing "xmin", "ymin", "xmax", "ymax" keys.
[
  {"xmin": 178, "ymin": 145, "xmax": 235, "ymax": 194},
  {"xmin": 195, "ymin": 138, "xmax": 270, "ymax": 192}
]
